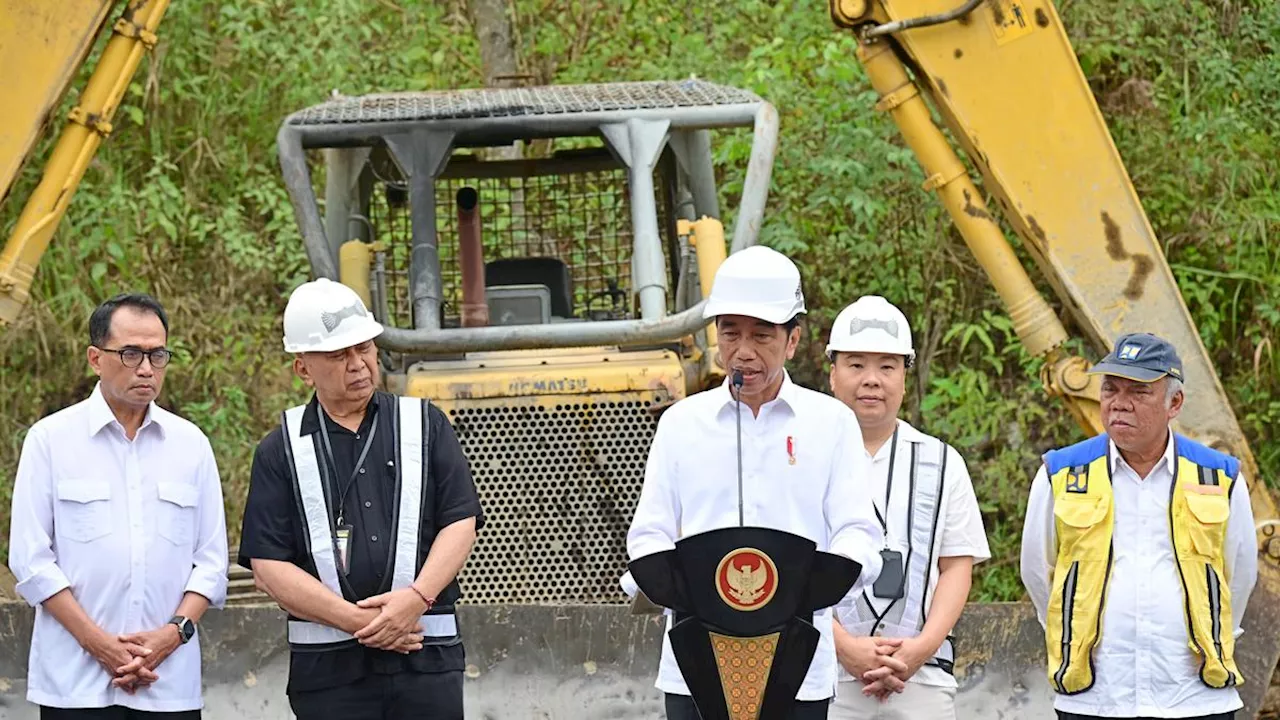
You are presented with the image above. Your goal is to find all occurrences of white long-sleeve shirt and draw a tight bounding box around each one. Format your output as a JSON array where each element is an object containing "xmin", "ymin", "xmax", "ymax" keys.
[
  {"xmin": 835, "ymin": 419, "xmax": 991, "ymax": 690},
  {"xmin": 7, "ymin": 383, "xmax": 229, "ymax": 711},
  {"xmin": 627, "ymin": 373, "xmax": 882, "ymax": 701},
  {"xmin": 1019, "ymin": 433, "xmax": 1257, "ymax": 718}
]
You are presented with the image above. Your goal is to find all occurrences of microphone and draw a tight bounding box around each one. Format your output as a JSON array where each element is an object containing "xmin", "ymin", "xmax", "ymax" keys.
[{"xmin": 731, "ymin": 369, "xmax": 744, "ymax": 527}]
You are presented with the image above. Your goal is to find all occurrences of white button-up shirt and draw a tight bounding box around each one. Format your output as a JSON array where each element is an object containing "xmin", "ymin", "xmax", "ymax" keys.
[
  {"xmin": 836, "ymin": 420, "xmax": 991, "ymax": 689},
  {"xmin": 1020, "ymin": 432, "xmax": 1257, "ymax": 717},
  {"xmin": 627, "ymin": 373, "xmax": 883, "ymax": 701},
  {"xmin": 7, "ymin": 383, "xmax": 229, "ymax": 712}
]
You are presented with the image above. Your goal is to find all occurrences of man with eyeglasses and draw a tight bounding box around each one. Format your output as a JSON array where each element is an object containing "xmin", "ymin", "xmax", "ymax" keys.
[
  {"xmin": 238, "ymin": 278, "xmax": 483, "ymax": 720},
  {"xmin": 8, "ymin": 293, "xmax": 228, "ymax": 719}
]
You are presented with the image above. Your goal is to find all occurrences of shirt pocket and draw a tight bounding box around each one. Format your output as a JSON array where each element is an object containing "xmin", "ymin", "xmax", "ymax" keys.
[
  {"xmin": 156, "ymin": 481, "xmax": 199, "ymax": 546},
  {"xmin": 55, "ymin": 480, "xmax": 113, "ymax": 543}
]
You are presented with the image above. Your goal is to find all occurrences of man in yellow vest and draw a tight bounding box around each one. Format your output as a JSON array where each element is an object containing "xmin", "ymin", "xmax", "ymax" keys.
[{"xmin": 1020, "ymin": 332, "xmax": 1257, "ymax": 720}]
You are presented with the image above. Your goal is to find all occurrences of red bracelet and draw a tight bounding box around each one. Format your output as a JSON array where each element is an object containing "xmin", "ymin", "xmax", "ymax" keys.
[{"xmin": 409, "ymin": 585, "xmax": 435, "ymax": 610}]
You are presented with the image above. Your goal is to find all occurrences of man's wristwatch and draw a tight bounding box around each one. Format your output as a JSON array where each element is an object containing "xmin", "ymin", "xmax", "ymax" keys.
[{"xmin": 168, "ymin": 616, "xmax": 196, "ymax": 644}]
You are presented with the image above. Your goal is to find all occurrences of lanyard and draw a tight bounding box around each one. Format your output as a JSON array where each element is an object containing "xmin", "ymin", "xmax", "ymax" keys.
[
  {"xmin": 872, "ymin": 424, "xmax": 901, "ymax": 545},
  {"xmin": 318, "ymin": 409, "xmax": 378, "ymax": 527}
]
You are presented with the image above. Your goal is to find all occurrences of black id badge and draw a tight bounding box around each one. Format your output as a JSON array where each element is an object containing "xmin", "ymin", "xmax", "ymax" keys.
[
  {"xmin": 872, "ymin": 549, "xmax": 906, "ymax": 599},
  {"xmin": 335, "ymin": 525, "xmax": 353, "ymax": 577}
]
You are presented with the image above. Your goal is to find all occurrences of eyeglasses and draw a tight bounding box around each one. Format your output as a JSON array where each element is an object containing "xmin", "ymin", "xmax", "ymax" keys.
[{"xmin": 98, "ymin": 347, "xmax": 172, "ymax": 369}]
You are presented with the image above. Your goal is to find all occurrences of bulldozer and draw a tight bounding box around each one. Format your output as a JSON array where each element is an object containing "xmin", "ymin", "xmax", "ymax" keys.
[{"xmin": 1, "ymin": 0, "xmax": 1277, "ymax": 717}]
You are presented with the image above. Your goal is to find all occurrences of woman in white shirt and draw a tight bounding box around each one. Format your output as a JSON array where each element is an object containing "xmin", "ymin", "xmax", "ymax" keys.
[{"xmin": 826, "ymin": 296, "xmax": 990, "ymax": 720}]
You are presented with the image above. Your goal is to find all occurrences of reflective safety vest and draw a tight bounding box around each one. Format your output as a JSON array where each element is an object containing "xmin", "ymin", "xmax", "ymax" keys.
[
  {"xmin": 838, "ymin": 434, "xmax": 955, "ymax": 674},
  {"xmin": 1043, "ymin": 432, "xmax": 1241, "ymax": 695},
  {"xmin": 281, "ymin": 396, "xmax": 460, "ymax": 649}
]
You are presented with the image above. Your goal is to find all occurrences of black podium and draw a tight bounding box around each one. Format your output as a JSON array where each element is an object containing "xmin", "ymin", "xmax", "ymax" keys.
[{"xmin": 628, "ymin": 527, "xmax": 862, "ymax": 720}]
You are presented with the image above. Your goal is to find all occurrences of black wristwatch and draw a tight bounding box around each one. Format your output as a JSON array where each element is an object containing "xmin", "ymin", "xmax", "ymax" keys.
[{"xmin": 168, "ymin": 616, "xmax": 196, "ymax": 644}]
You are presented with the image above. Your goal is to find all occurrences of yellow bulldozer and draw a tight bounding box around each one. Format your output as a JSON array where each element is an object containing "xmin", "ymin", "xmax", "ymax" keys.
[{"xmin": 1, "ymin": 0, "xmax": 1277, "ymax": 717}]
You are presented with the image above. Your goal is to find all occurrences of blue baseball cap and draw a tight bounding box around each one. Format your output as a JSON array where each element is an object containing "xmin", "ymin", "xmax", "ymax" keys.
[{"xmin": 1087, "ymin": 332, "xmax": 1184, "ymax": 383}]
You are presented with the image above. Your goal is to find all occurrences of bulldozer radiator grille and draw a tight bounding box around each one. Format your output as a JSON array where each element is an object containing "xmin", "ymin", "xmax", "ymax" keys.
[{"xmin": 446, "ymin": 394, "xmax": 658, "ymax": 604}]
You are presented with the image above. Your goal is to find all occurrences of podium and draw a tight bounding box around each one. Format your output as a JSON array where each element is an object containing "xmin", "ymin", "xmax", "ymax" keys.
[{"xmin": 628, "ymin": 527, "xmax": 862, "ymax": 720}]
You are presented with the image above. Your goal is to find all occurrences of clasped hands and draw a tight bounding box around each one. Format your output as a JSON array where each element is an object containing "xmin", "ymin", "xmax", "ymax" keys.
[
  {"xmin": 82, "ymin": 625, "xmax": 181, "ymax": 694},
  {"xmin": 837, "ymin": 635, "xmax": 933, "ymax": 701},
  {"xmin": 350, "ymin": 587, "xmax": 429, "ymax": 654}
]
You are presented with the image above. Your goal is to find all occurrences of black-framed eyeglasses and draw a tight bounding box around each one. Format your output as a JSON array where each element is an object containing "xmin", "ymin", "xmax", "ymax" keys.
[{"xmin": 98, "ymin": 346, "xmax": 172, "ymax": 369}]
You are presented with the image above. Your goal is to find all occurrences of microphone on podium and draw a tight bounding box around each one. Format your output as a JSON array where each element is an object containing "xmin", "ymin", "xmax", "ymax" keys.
[{"xmin": 731, "ymin": 369, "xmax": 744, "ymax": 527}]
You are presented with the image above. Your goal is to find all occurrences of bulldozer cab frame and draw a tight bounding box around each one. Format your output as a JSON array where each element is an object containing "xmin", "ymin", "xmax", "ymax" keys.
[
  {"xmin": 277, "ymin": 80, "xmax": 779, "ymax": 359},
  {"xmin": 275, "ymin": 79, "xmax": 779, "ymax": 607}
]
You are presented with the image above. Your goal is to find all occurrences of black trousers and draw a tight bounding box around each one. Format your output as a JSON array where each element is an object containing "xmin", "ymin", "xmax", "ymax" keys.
[
  {"xmin": 665, "ymin": 693, "xmax": 829, "ymax": 720},
  {"xmin": 1054, "ymin": 707, "xmax": 1233, "ymax": 712},
  {"xmin": 40, "ymin": 708, "xmax": 198, "ymax": 720},
  {"xmin": 289, "ymin": 670, "xmax": 463, "ymax": 720}
]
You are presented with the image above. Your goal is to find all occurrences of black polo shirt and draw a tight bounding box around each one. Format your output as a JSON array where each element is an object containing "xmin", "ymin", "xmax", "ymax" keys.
[{"xmin": 237, "ymin": 391, "xmax": 484, "ymax": 695}]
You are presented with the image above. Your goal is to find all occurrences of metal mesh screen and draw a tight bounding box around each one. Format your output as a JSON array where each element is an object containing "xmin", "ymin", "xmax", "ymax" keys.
[
  {"xmin": 290, "ymin": 79, "xmax": 762, "ymax": 125},
  {"xmin": 447, "ymin": 394, "xmax": 658, "ymax": 604},
  {"xmin": 366, "ymin": 149, "xmax": 673, "ymax": 329}
]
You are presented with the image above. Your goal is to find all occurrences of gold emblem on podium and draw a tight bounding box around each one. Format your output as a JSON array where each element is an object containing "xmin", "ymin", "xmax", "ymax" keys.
[{"xmin": 716, "ymin": 548, "xmax": 779, "ymax": 611}]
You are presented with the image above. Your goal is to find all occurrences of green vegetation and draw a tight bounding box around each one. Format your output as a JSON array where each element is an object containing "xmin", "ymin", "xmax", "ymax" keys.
[{"xmin": 1, "ymin": 0, "xmax": 1276, "ymax": 602}]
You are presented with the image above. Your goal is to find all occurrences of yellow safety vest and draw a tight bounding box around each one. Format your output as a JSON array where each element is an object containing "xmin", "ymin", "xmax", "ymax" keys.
[{"xmin": 1042, "ymin": 432, "xmax": 1241, "ymax": 694}]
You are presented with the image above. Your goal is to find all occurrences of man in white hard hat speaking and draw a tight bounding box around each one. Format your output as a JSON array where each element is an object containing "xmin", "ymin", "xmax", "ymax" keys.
[
  {"xmin": 237, "ymin": 278, "xmax": 484, "ymax": 720},
  {"xmin": 826, "ymin": 296, "xmax": 989, "ymax": 720},
  {"xmin": 626, "ymin": 246, "xmax": 883, "ymax": 720}
]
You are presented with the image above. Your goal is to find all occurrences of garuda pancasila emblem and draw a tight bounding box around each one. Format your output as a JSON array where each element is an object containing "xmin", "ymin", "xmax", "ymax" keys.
[{"xmin": 715, "ymin": 548, "xmax": 779, "ymax": 611}]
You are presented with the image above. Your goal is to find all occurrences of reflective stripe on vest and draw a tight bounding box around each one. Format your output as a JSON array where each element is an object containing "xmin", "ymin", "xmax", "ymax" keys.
[
  {"xmin": 282, "ymin": 397, "xmax": 459, "ymax": 648},
  {"xmin": 1042, "ymin": 432, "xmax": 1241, "ymax": 694},
  {"xmin": 842, "ymin": 436, "xmax": 952, "ymax": 672}
]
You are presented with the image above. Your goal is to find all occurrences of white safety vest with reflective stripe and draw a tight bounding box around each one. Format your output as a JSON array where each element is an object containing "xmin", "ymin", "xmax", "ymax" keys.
[
  {"xmin": 282, "ymin": 396, "xmax": 459, "ymax": 648},
  {"xmin": 838, "ymin": 435, "xmax": 955, "ymax": 674}
]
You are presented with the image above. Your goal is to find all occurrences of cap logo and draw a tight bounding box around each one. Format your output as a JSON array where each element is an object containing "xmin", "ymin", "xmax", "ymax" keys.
[
  {"xmin": 320, "ymin": 302, "xmax": 367, "ymax": 333},
  {"xmin": 849, "ymin": 317, "xmax": 899, "ymax": 338},
  {"xmin": 795, "ymin": 282, "xmax": 803, "ymax": 302},
  {"xmin": 1118, "ymin": 344, "xmax": 1142, "ymax": 361}
]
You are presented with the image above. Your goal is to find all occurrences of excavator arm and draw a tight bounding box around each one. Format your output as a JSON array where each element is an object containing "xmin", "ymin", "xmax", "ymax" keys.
[
  {"xmin": 0, "ymin": 0, "xmax": 169, "ymax": 327},
  {"xmin": 827, "ymin": 0, "xmax": 1279, "ymax": 714}
]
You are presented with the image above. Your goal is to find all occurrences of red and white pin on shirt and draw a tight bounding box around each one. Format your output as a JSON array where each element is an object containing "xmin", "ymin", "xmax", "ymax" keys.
[{"xmin": 786, "ymin": 436, "xmax": 796, "ymax": 465}]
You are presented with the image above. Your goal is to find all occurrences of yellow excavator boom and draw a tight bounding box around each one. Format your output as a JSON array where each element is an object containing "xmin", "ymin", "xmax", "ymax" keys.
[
  {"xmin": 0, "ymin": 0, "xmax": 169, "ymax": 327},
  {"xmin": 830, "ymin": 0, "xmax": 1279, "ymax": 713}
]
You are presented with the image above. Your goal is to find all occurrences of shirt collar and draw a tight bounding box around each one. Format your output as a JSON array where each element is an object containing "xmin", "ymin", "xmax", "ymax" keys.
[
  {"xmin": 87, "ymin": 382, "xmax": 165, "ymax": 438},
  {"xmin": 893, "ymin": 418, "xmax": 927, "ymax": 443},
  {"xmin": 1109, "ymin": 428, "xmax": 1175, "ymax": 477},
  {"xmin": 299, "ymin": 391, "xmax": 382, "ymax": 436},
  {"xmin": 717, "ymin": 370, "xmax": 798, "ymax": 418},
  {"xmin": 867, "ymin": 419, "xmax": 927, "ymax": 460}
]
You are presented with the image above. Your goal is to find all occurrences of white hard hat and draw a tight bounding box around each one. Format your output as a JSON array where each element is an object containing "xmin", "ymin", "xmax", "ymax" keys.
[
  {"xmin": 702, "ymin": 245, "xmax": 806, "ymax": 324},
  {"xmin": 825, "ymin": 295, "xmax": 915, "ymax": 363},
  {"xmin": 282, "ymin": 278, "xmax": 384, "ymax": 353}
]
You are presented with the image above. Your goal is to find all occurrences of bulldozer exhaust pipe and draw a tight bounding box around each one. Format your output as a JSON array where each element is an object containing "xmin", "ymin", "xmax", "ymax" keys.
[{"xmin": 457, "ymin": 187, "xmax": 489, "ymax": 328}]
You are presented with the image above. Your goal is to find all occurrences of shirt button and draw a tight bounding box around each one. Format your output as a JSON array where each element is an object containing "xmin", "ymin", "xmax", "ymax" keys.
[
  {"xmin": 364, "ymin": 501, "xmax": 372, "ymax": 508},
  {"xmin": 371, "ymin": 535, "xmax": 379, "ymax": 542},
  {"xmin": 359, "ymin": 468, "xmax": 366, "ymax": 475},
  {"xmin": 355, "ymin": 433, "xmax": 361, "ymax": 440}
]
